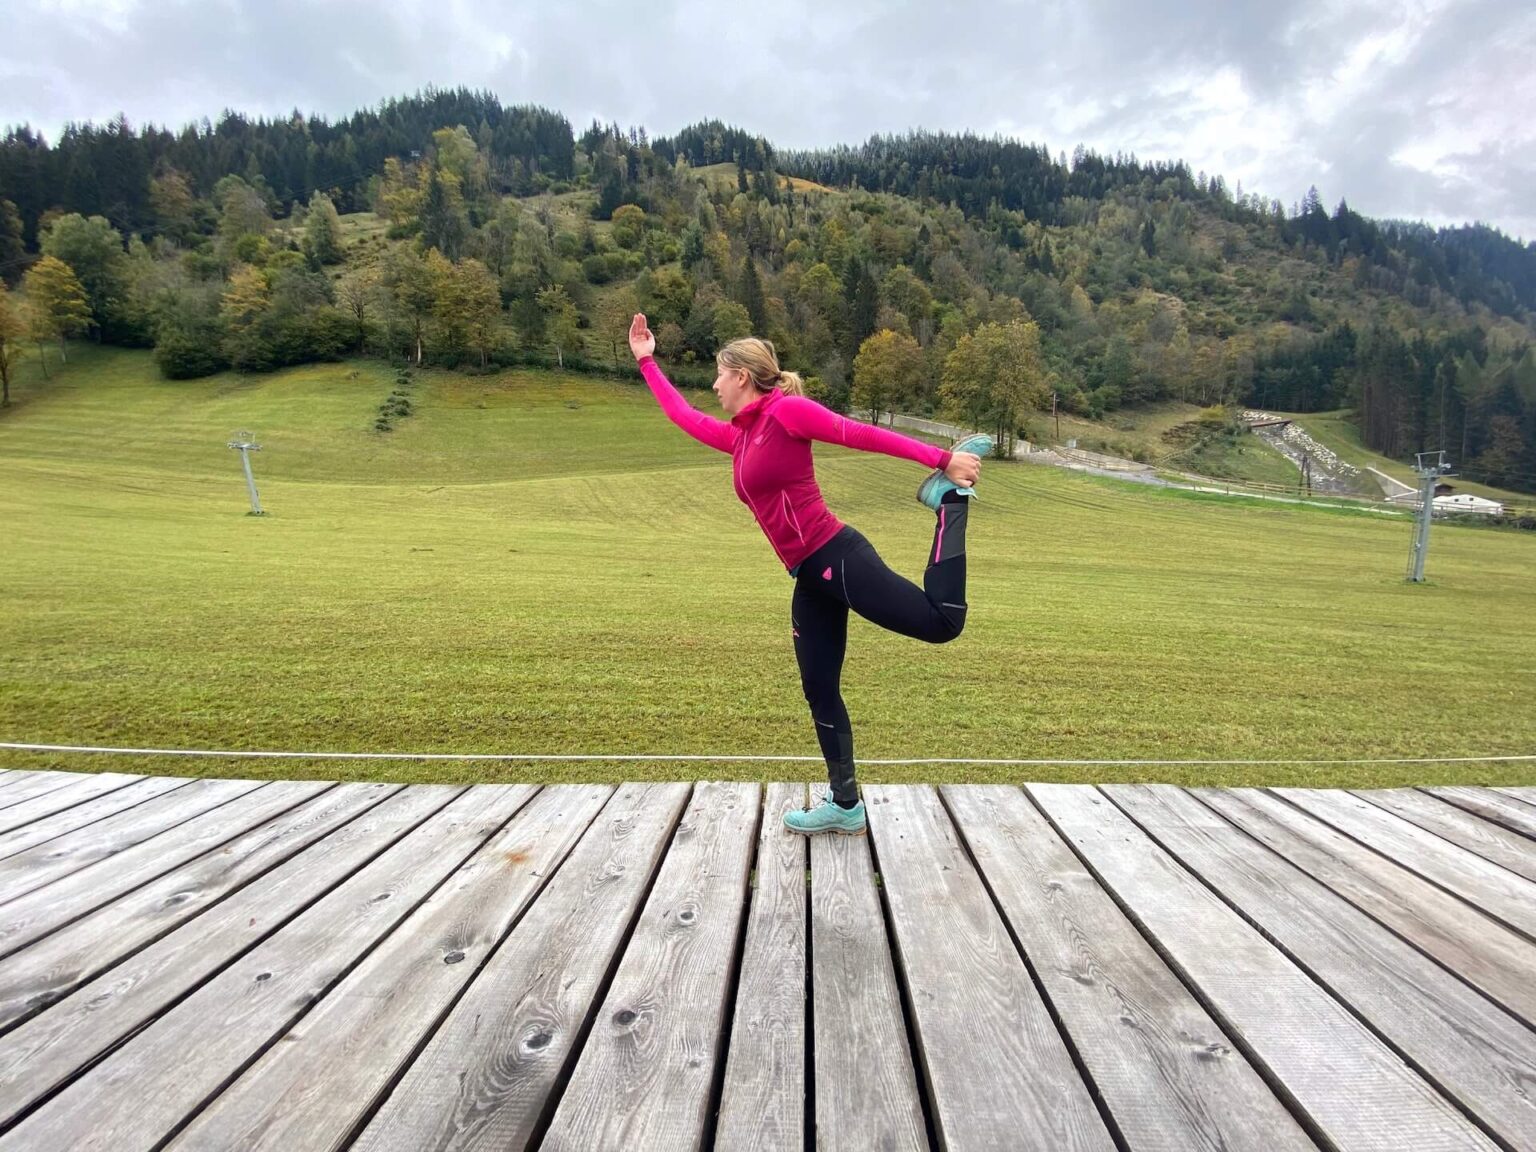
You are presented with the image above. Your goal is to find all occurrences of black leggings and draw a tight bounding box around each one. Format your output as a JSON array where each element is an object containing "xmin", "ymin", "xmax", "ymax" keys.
[{"xmin": 791, "ymin": 500, "xmax": 969, "ymax": 806}]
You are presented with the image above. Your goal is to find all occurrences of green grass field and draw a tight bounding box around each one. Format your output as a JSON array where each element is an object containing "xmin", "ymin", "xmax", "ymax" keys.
[{"xmin": 3, "ymin": 347, "xmax": 1534, "ymax": 789}]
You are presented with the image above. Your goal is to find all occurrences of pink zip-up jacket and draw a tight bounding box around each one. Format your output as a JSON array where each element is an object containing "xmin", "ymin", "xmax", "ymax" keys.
[{"xmin": 638, "ymin": 356, "xmax": 953, "ymax": 570}]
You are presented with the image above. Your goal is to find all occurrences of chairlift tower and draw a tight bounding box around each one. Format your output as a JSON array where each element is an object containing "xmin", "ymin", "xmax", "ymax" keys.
[
  {"xmin": 227, "ymin": 430, "xmax": 265, "ymax": 515},
  {"xmin": 1407, "ymin": 450, "xmax": 1452, "ymax": 582}
]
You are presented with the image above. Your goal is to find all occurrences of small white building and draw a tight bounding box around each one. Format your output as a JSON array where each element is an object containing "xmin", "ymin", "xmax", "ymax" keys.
[{"xmin": 1433, "ymin": 493, "xmax": 1504, "ymax": 516}]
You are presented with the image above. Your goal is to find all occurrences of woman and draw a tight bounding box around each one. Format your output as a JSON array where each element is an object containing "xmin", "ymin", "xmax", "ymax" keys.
[{"xmin": 628, "ymin": 314, "xmax": 989, "ymax": 835}]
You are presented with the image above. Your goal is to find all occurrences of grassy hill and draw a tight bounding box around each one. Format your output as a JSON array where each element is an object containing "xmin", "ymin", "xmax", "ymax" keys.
[
  {"xmin": 8, "ymin": 94, "xmax": 1535, "ymax": 506},
  {"xmin": 2, "ymin": 348, "xmax": 1534, "ymax": 789},
  {"xmin": 1277, "ymin": 411, "xmax": 1533, "ymax": 506}
]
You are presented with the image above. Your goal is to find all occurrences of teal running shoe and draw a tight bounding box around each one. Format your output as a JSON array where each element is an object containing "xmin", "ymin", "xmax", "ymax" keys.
[
  {"xmin": 783, "ymin": 796, "xmax": 867, "ymax": 836},
  {"xmin": 917, "ymin": 433, "xmax": 994, "ymax": 510}
]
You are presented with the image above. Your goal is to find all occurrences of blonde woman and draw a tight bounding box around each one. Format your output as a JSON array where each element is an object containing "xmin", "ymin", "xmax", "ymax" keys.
[{"xmin": 628, "ymin": 314, "xmax": 990, "ymax": 835}]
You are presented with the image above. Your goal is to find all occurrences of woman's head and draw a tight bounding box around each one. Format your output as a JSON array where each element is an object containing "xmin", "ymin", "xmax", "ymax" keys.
[{"xmin": 714, "ymin": 337, "xmax": 804, "ymax": 415}]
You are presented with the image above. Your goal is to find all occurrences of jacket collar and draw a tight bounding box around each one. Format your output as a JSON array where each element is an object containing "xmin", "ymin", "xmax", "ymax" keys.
[{"xmin": 731, "ymin": 387, "xmax": 783, "ymax": 428}]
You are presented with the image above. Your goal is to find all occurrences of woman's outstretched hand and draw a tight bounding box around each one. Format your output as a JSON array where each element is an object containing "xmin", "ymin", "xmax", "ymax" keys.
[
  {"xmin": 628, "ymin": 313, "xmax": 655, "ymax": 361},
  {"xmin": 945, "ymin": 451, "xmax": 982, "ymax": 487}
]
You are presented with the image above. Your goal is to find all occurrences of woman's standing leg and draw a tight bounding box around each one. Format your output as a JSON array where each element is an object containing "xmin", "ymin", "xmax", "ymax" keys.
[
  {"xmin": 782, "ymin": 495, "xmax": 974, "ymax": 835},
  {"xmin": 790, "ymin": 575, "xmax": 858, "ymax": 808}
]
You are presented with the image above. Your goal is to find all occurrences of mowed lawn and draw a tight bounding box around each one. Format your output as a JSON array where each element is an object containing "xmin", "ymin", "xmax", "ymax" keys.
[{"xmin": 2, "ymin": 348, "xmax": 1534, "ymax": 788}]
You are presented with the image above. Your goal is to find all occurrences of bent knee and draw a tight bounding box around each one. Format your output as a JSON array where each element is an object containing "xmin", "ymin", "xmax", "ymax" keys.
[{"xmin": 930, "ymin": 606, "xmax": 967, "ymax": 643}]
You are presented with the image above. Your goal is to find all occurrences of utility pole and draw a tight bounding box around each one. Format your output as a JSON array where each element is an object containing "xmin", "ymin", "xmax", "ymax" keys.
[
  {"xmin": 1407, "ymin": 450, "xmax": 1452, "ymax": 582},
  {"xmin": 1052, "ymin": 391, "xmax": 1060, "ymax": 440},
  {"xmin": 227, "ymin": 430, "xmax": 265, "ymax": 515}
]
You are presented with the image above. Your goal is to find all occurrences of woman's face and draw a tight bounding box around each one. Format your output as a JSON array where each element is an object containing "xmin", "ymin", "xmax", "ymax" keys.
[{"xmin": 713, "ymin": 362, "xmax": 756, "ymax": 416}]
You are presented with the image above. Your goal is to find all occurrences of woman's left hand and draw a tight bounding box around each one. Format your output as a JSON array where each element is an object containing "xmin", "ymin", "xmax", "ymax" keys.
[{"xmin": 945, "ymin": 451, "xmax": 981, "ymax": 487}]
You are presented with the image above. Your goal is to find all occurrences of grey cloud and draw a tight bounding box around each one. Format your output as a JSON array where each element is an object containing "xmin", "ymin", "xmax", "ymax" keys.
[{"xmin": 2, "ymin": 0, "xmax": 1531, "ymax": 238}]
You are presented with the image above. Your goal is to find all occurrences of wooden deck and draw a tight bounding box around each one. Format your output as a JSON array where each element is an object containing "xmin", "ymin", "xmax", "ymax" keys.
[{"xmin": 0, "ymin": 769, "xmax": 1532, "ymax": 1150}]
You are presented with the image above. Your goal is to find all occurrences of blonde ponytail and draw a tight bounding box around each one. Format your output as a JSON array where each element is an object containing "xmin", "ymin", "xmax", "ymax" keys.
[{"xmin": 718, "ymin": 337, "xmax": 802, "ymax": 396}]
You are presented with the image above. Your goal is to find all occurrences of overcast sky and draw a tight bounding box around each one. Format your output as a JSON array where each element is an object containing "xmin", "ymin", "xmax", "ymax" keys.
[{"xmin": 4, "ymin": 0, "xmax": 1533, "ymax": 239}]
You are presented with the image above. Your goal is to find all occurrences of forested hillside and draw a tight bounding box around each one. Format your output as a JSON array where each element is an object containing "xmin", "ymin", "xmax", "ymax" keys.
[{"xmin": 2, "ymin": 88, "xmax": 1533, "ymax": 491}]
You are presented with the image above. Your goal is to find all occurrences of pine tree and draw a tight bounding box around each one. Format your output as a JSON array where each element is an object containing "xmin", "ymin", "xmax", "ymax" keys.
[
  {"xmin": 913, "ymin": 224, "xmax": 933, "ymax": 278},
  {"xmin": 845, "ymin": 259, "xmax": 879, "ymax": 358},
  {"xmin": 739, "ymin": 256, "xmax": 767, "ymax": 331},
  {"xmin": 0, "ymin": 200, "xmax": 24, "ymax": 287},
  {"xmin": 420, "ymin": 166, "xmax": 467, "ymax": 261},
  {"xmin": 596, "ymin": 173, "xmax": 624, "ymax": 219}
]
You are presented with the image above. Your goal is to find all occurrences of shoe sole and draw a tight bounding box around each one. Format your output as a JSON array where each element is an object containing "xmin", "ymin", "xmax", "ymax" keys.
[
  {"xmin": 952, "ymin": 434, "xmax": 994, "ymax": 455},
  {"xmin": 782, "ymin": 822, "xmax": 868, "ymax": 837},
  {"xmin": 916, "ymin": 471, "xmax": 949, "ymax": 508}
]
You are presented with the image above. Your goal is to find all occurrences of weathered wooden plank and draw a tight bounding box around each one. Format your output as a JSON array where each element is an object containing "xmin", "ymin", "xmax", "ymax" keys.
[
  {"xmin": 1030, "ymin": 784, "xmax": 1499, "ymax": 1151},
  {"xmin": 1494, "ymin": 787, "xmax": 1536, "ymax": 806},
  {"xmin": 1355, "ymin": 788, "xmax": 1536, "ymax": 882},
  {"xmin": 867, "ymin": 784, "xmax": 1113, "ymax": 1152},
  {"xmin": 0, "ymin": 777, "xmax": 191, "ymax": 863},
  {"xmin": 0, "ymin": 773, "xmax": 84, "ymax": 813},
  {"xmin": 167, "ymin": 784, "xmax": 610, "ymax": 1152},
  {"xmin": 0, "ymin": 775, "xmax": 143, "ymax": 837},
  {"xmin": 1276, "ymin": 788, "xmax": 1536, "ymax": 940},
  {"xmin": 714, "ymin": 783, "xmax": 811, "ymax": 1152},
  {"xmin": 1110, "ymin": 784, "xmax": 1536, "ymax": 1151},
  {"xmin": 0, "ymin": 785, "xmax": 462, "ymax": 1129},
  {"xmin": 1198, "ymin": 787, "xmax": 1536, "ymax": 1027},
  {"xmin": 352, "ymin": 781, "xmax": 690, "ymax": 1152},
  {"xmin": 0, "ymin": 777, "xmax": 264, "ymax": 905},
  {"xmin": 0, "ymin": 785, "xmax": 535, "ymax": 1152},
  {"xmin": 539, "ymin": 782, "xmax": 759, "ymax": 1152},
  {"xmin": 1428, "ymin": 787, "xmax": 1536, "ymax": 840},
  {"xmin": 811, "ymin": 794, "xmax": 926, "ymax": 1152},
  {"xmin": 0, "ymin": 782, "xmax": 398, "ymax": 1030},
  {"xmin": 946, "ymin": 785, "xmax": 1313, "ymax": 1152},
  {"xmin": 0, "ymin": 781, "xmax": 325, "ymax": 960}
]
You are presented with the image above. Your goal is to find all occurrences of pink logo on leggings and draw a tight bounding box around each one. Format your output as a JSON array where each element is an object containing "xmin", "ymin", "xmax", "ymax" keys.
[{"xmin": 822, "ymin": 566, "xmax": 833, "ymax": 580}]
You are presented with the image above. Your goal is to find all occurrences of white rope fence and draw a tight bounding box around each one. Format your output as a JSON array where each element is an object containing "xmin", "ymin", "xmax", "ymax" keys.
[{"xmin": 3, "ymin": 742, "xmax": 1534, "ymax": 768}]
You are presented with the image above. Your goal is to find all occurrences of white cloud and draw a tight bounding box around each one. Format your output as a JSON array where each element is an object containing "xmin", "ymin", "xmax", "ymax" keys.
[{"xmin": 1, "ymin": 0, "xmax": 1532, "ymax": 238}]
